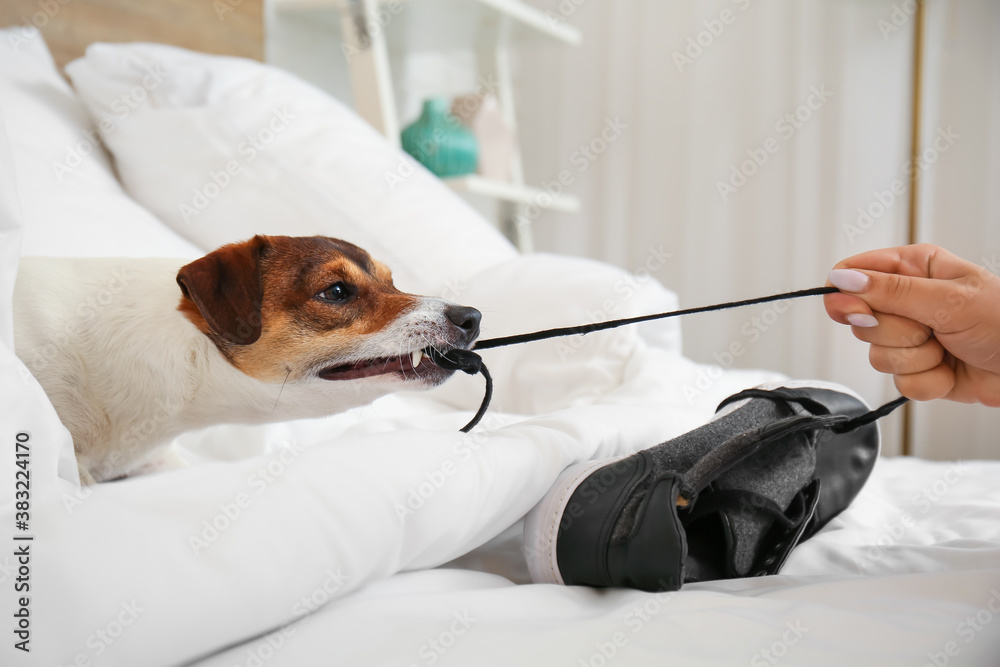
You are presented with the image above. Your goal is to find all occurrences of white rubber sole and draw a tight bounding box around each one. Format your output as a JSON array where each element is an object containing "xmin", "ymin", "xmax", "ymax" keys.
[
  {"xmin": 523, "ymin": 380, "xmax": 879, "ymax": 586},
  {"xmin": 523, "ymin": 454, "xmax": 632, "ymax": 585}
]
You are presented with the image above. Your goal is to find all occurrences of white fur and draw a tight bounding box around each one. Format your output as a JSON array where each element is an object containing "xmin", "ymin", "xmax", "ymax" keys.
[{"xmin": 13, "ymin": 257, "xmax": 460, "ymax": 483}]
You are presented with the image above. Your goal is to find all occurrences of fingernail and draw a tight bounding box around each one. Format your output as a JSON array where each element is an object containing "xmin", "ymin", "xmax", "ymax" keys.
[
  {"xmin": 846, "ymin": 313, "xmax": 878, "ymax": 328},
  {"xmin": 828, "ymin": 269, "xmax": 870, "ymax": 293}
]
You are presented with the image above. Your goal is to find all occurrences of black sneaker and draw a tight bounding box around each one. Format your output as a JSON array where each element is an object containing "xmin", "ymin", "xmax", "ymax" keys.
[{"xmin": 522, "ymin": 380, "xmax": 881, "ymax": 591}]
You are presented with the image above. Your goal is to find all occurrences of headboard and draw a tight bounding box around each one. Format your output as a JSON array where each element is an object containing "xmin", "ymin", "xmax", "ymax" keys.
[{"xmin": 0, "ymin": 0, "xmax": 263, "ymax": 68}]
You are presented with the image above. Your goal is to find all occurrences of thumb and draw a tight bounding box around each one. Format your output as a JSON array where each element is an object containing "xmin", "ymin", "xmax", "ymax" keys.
[{"xmin": 827, "ymin": 268, "xmax": 962, "ymax": 330}]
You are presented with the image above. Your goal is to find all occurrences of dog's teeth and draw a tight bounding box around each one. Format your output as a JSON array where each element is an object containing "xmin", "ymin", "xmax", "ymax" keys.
[{"xmin": 411, "ymin": 350, "xmax": 423, "ymax": 368}]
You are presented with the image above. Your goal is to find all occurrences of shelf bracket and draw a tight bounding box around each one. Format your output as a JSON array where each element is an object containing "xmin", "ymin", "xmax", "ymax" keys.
[{"xmin": 341, "ymin": 0, "xmax": 400, "ymax": 145}]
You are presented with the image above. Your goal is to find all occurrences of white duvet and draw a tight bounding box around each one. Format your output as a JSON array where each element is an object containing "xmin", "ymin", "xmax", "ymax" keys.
[{"xmin": 1, "ymin": 34, "xmax": 999, "ymax": 667}]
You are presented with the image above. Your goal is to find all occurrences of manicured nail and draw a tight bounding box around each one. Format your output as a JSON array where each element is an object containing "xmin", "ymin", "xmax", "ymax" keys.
[
  {"xmin": 828, "ymin": 269, "xmax": 870, "ymax": 293},
  {"xmin": 846, "ymin": 313, "xmax": 878, "ymax": 328}
]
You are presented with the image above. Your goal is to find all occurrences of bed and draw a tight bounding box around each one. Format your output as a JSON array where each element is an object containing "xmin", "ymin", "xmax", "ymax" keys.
[{"xmin": 1, "ymin": 30, "xmax": 999, "ymax": 667}]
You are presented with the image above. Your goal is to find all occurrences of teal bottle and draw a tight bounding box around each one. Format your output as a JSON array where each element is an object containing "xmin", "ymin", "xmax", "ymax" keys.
[{"xmin": 401, "ymin": 97, "xmax": 478, "ymax": 178}]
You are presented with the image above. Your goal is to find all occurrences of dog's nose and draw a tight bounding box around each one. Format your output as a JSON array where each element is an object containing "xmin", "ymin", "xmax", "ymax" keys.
[{"xmin": 445, "ymin": 305, "xmax": 482, "ymax": 342}]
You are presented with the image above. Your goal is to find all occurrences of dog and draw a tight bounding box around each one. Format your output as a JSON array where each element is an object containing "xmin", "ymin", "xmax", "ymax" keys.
[{"xmin": 13, "ymin": 235, "xmax": 482, "ymax": 484}]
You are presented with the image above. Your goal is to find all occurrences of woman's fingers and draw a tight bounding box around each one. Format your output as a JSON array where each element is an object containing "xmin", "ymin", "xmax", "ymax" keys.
[
  {"xmin": 828, "ymin": 267, "xmax": 969, "ymax": 332},
  {"xmin": 827, "ymin": 244, "xmax": 988, "ymax": 334},
  {"xmin": 893, "ymin": 362, "xmax": 956, "ymax": 402},
  {"xmin": 868, "ymin": 337, "xmax": 945, "ymax": 375},
  {"xmin": 823, "ymin": 291, "xmax": 873, "ymax": 326},
  {"xmin": 848, "ymin": 312, "xmax": 933, "ymax": 347}
]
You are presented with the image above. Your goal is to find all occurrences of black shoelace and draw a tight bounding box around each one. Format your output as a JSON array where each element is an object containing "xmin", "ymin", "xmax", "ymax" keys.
[
  {"xmin": 424, "ymin": 286, "xmax": 909, "ymax": 433},
  {"xmin": 679, "ymin": 391, "xmax": 909, "ymax": 505}
]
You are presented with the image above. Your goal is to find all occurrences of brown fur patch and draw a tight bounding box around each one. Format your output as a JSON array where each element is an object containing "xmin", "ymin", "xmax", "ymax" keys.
[
  {"xmin": 178, "ymin": 235, "xmax": 420, "ymax": 382},
  {"xmin": 176, "ymin": 236, "xmax": 267, "ymax": 345}
]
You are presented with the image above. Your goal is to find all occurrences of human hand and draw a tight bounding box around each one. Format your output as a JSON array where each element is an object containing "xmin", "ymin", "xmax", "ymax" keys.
[{"xmin": 824, "ymin": 244, "xmax": 1000, "ymax": 406}]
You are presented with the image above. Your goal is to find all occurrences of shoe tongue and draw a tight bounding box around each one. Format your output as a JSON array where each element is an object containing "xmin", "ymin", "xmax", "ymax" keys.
[
  {"xmin": 713, "ymin": 433, "xmax": 816, "ymax": 576},
  {"xmin": 611, "ymin": 408, "xmax": 772, "ymax": 545},
  {"xmin": 615, "ymin": 397, "xmax": 817, "ymax": 580}
]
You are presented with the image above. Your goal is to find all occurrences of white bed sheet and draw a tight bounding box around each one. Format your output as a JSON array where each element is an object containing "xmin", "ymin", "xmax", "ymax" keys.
[
  {"xmin": 1, "ymin": 34, "xmax": 998, "ymax": 667},
  {"xmin": 185, "ymin": 456, "xmax": 1000, "ymax": 667}
]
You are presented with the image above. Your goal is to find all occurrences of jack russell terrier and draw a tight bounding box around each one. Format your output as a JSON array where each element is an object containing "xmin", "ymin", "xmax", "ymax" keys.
[{"xmin": 13, "ymin": 235, "xmax": 482, "ymax": 485}]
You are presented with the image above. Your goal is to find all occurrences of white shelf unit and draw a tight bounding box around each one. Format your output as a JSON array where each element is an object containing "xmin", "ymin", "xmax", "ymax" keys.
[
  {"xmin": 444, "ymin": 174, "xmax": 579, "ymax": 213},
  {"xmin": 268, "ymin": 0, "xmax": 581, "ymax": 252}
]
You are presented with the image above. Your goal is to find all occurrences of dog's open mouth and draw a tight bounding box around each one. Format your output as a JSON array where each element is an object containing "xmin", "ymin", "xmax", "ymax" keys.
[{"xmin": 318, "ymin": 349, "xmax": 443, "ymax": 381}]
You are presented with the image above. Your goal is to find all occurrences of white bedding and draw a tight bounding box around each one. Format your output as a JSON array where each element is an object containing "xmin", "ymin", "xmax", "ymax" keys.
[{"xmin": 1, "ymin": 35, "xmax": 999, "ymax": 667}]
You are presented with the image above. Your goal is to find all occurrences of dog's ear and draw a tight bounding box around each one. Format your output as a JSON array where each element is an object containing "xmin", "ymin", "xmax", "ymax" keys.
[{"xmin": 177, "ymin": 236, "xmax": 268, "ymax": 345}]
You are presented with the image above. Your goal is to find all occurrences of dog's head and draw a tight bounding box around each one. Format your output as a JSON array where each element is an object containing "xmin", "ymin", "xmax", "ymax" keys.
[{"xmin": 176, "ymin": 235, "xmax": 480, "ymax": 392}]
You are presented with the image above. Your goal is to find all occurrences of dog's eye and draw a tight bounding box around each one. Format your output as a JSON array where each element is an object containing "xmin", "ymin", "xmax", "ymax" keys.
[{"xmin": 317, "ymin": 282, "xmax": 353, "ymax": 303}]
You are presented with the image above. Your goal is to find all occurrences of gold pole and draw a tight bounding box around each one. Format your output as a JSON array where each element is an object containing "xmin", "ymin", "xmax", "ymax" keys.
[{"xmin": 902, "ymin": 0, "xmax": 926, "ymax": 457}]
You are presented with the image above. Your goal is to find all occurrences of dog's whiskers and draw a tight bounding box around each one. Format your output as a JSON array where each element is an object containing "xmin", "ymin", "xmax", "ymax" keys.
[{"xmin": 272, "ymin": 368, "xmax": 291, "ymax": 413}]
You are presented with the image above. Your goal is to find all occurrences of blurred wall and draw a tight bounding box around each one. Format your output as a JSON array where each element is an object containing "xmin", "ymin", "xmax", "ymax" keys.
[
  {"xmin": 515, "ymin": 0, "xmax": 999, "ymax": 458},
  {"xmin": 910, "ymin": 0, "xmax": 1000, "ymax": 459}
]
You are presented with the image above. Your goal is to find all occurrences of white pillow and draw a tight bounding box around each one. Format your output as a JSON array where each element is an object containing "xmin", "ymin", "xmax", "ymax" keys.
[
  {"xmin": 0, "ymin": 32, "xmax": 201, "ymax": 259},
  {"xmin": 65, "ymin": 43, "xmax": 517, "ymax": 296},
  {"xmin": 425, "ymin": 253, "xmax": 683, "ymax": 415}
]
